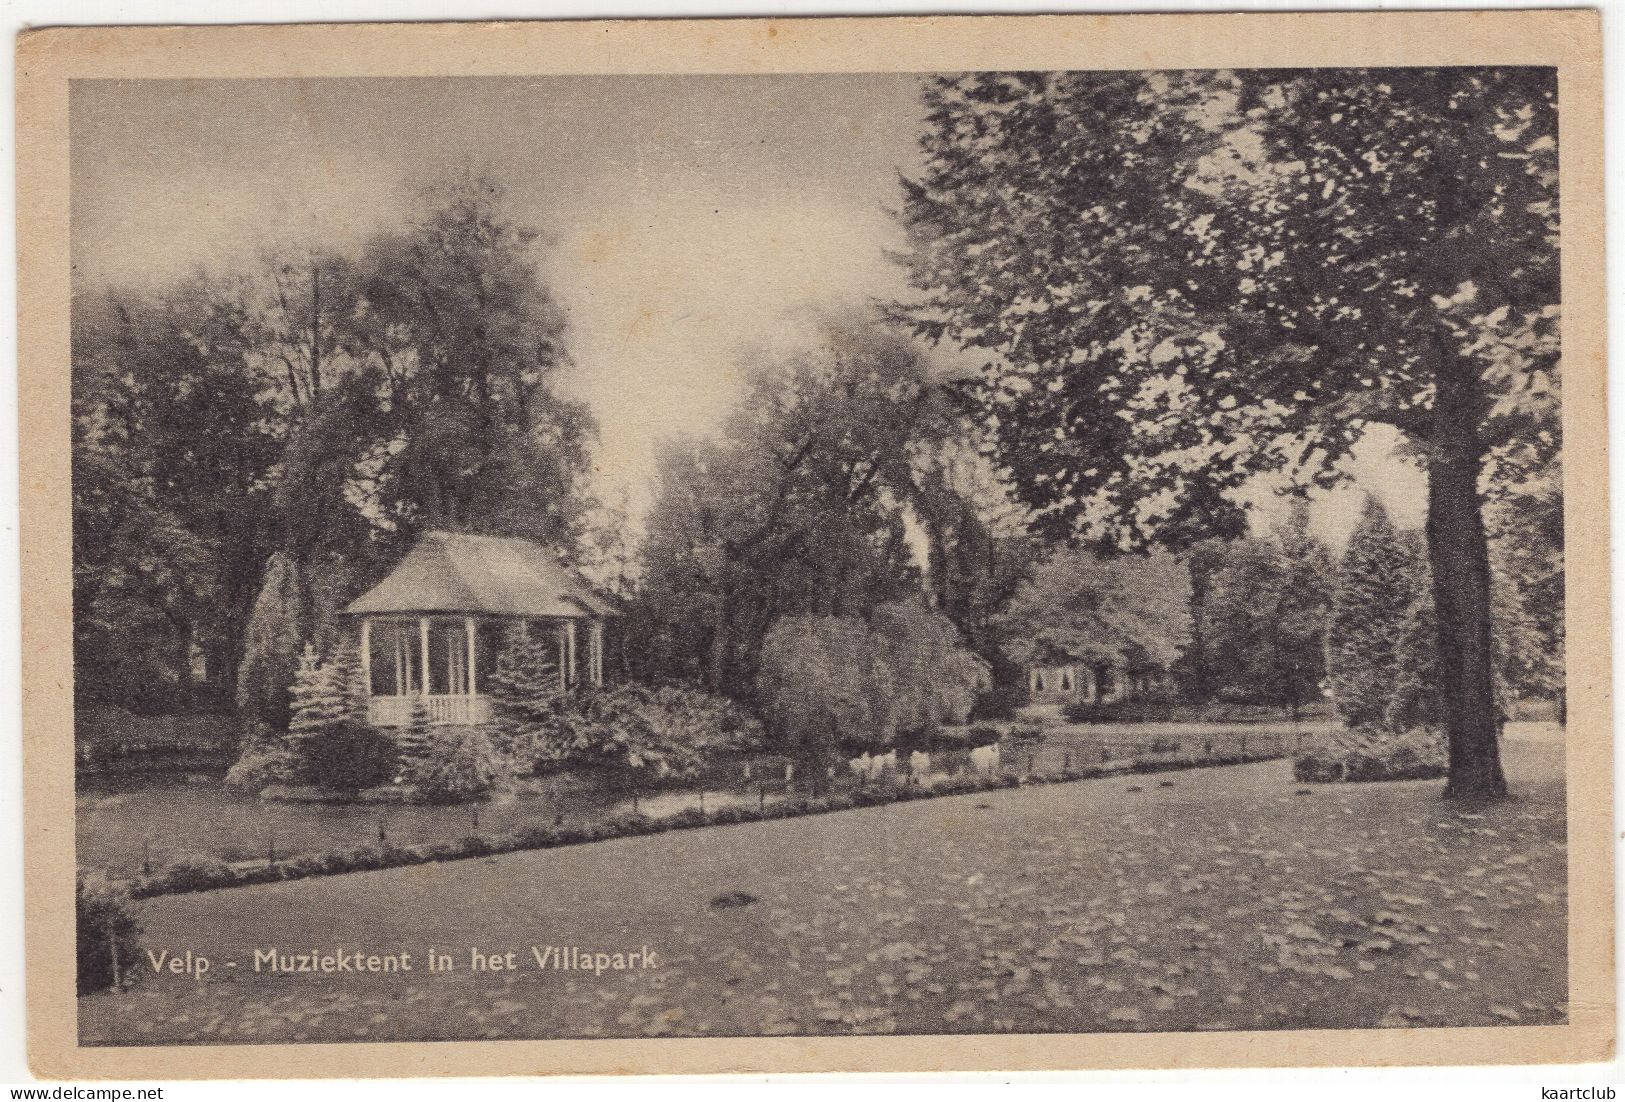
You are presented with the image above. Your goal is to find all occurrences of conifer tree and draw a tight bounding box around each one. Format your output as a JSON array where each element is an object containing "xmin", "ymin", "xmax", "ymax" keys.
[
  {"xmin": 286, "ymin": 642, "xmax": 348, "ymax": 746},
  {"xmin": 486, "ymin": 621, "xmax": 561, "ymax": 759},
  {"xmin": 398, "ymin": 691, "xmax": 434, "ymax": 765},
  {"xmin": 324, "ymin": 630, "xmax": 371, "ymax": 726},
  {"xmin": 1328, "ymin": 499, "xmax": 1423, "ymax": 730}
]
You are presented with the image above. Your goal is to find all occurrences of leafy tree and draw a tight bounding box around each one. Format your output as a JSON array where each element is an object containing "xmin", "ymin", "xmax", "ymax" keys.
[
  {"xmin": 1486, "ymin": 461, "xmax": 1565, "ymax": 714},
  {"xmin": 755, "ymin": 601, "xmax": 988, "ymax": 752},
  {"xmin": 755, "ymin": 614, "xmax": 891, "ymax": 752},
  {"xmin": 1175, "ymin": 539, "xmax": 1235, "ymax": 705},
  {"xmin": 997, "ymin": 547, "xmax": 1191, "ymax": 690},
  {"xmin": 71, "ymin": 287, "xmax": 281, "ymax": 710},
  {"xmin": 632, "ymin": 315, "xmax": 952, "ymax": 695},
  {"xmin": 354, "ymin": 178, "xmax": 596, "ymax": 550},
  {"xmin": 900, "ymin": 69, "xmax": 1559, "ymax": 797},
  {"xmin": 1198, "ymin": 501, "xmax": 1334, "ymax": 713}
]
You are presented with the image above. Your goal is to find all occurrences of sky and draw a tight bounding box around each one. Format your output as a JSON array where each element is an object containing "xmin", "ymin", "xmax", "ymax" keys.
[{"xmin": 70, "ymin": 74, "xmax": 1425, "ymax": 547}]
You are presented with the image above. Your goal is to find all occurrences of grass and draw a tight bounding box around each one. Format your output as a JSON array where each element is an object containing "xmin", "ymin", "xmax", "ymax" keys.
[{"xmin": 79, "ymin": 724, "xmax": 1565, "ymax": 1044}]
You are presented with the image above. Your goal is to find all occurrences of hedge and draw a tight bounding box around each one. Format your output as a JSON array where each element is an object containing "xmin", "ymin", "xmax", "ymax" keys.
[{"xmin": 124, "ymin": 750, "xmax": 1277, "ymax": 901}]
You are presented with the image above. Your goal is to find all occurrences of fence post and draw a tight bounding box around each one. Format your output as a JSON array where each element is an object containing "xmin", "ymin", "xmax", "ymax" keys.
[
  {"xmin": 699, "ymin": 790, "xmax": 706, "ymax": 815},
  {"xmin": 107, "ymin": 915, "xmax": 122, "ymax": 994},
  {"xmin": 759, "ymin": 784, "xmax": 766, "ymax": 811},
  {"xmin": 267, "ymin": 832, "xmax": 276, "ymax": 866},
  {"xmin": 378, "ymin": 820, "xmax": 387, "ymax": 846},
  {"xmin": 1240, "ymin": 734, "xmax": 1247, "ymax": 754}
]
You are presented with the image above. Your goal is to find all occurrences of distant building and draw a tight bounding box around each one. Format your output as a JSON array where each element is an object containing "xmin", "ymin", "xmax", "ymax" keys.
[
  {"xmin": 342, "ymin": 531, "xmax": 619, "ymax": 728},
  {"xmin": 1023, "ymin": 647, "xmax": 1169, "ymax": 707}
]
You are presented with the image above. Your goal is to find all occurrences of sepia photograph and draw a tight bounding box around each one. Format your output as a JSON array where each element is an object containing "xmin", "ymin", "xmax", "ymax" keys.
[{"xmin": 15, "ymin": 10, "xmax": 1612, "ymax": 1078}]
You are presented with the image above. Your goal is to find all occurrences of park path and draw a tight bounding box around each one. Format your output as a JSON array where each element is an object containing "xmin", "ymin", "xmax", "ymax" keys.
[{"xmin": 82, "ymin": 734, "xmax": 1567, "ymax": 1044}]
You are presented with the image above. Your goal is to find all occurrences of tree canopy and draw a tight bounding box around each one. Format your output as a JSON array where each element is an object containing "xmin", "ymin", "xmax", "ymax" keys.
[{"xmin": 899, "ymin": 68, "xmax": 1560, "ymax": 796}]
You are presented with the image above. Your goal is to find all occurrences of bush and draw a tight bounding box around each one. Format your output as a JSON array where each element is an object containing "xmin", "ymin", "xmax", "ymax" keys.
[
  {"xmin": 1293, "ymin": 725, "xmax": 1447, "ymax": 783},
  {"xmin": 549, "ymin": 684, "xmax": 764, "ymax": 783},
  {"xmin": 224, "ymin": 742, "xmax": 298, "ymax": 793},
  {"xmin": 299, "ymin": 720, "xmax": 399, "ymax": 793},
  {"xmin": 1062, "ymin": 698, "xmax": 1177, "ymax": 724},
  {"xmin": 402, "ymin": 724, "xmax": 511, "ymax": 803},
  {"xmin": 77, "ymin": 874, "xmax": 142, "ymax": 994},
  {"xmin": 151, "ymin": 853, "xmax": 236, "ymax": 894},
  {"xmin": 969, "ymin": 682, "xmax": 1027, "ymax": 721}
]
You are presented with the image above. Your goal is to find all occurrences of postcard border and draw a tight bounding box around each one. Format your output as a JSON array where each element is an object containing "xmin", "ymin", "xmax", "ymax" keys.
[{"xmin": 18, "ymin": 9, "xmax": 1613, "ymax": 1078}]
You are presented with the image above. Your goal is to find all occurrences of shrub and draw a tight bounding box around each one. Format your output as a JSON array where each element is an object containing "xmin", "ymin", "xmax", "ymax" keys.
[
  {"xmin": 1293, "ymin": 725, "xmax": 1447, "ymax": 784},
  {"xmin": 549, "ymin": 683, "xmax": 764, "ymax": 784},
  {"xmin": 1062, "ymin": 698, "xmax": 1177, "ymax": 724},
  {"xmin": 151, "ymin": 853, "xmax": 236, "ymax": 895},
  {"xmin": 402, "ymin": 724, "xmax": 511, "ymax": 803},
  {"xmin": 299, "ymin": 720, "xmax": 399, "ymax": 794},
  {"xmin": 77, "ymin": 874, "xmax": 142, "ymax": 994},
  {"xmin": 969, "ymin": 682, "xmax": 1027, "ymax": 721},
  {"xmin": 223, "ymin": 742, "xmax": 298, "ymax": 794}
]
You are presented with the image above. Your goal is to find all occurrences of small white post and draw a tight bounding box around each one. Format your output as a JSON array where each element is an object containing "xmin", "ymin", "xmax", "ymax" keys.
[
  {"xmin": 591, "ymin": 621, "xmax": 604, "ymax": 686},
  {"xmin": 419, "ymin": 616, "xmax": 431, "ymax": 699},
  {"xmin": 465, "ymin": 617, "xmax": 478, "ymax": 697},
  {"xmin": 566, "ymin": 621, "xmax": 577, "ymax": 688},
  {"xmin": 556, "ymin": 622, "xmax": 568, "ymax": 691}
]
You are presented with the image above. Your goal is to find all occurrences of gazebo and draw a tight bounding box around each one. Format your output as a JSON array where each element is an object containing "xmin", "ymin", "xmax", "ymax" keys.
[{"xmin": 342, "ymin": 531, "xmax": 618, "ymax": 728}]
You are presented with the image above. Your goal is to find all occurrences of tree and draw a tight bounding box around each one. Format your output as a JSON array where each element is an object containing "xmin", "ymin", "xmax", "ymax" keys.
[
  {"xmin": 1197, "ymin": 501, "xmax": 1334, "ymax": 713},
  {"xmin": 1486, "ymin": 461, "xmax": 1565, "ymax": 715},
  {"xmin": 235, "ymin": 552, "xmax": 309, "ymax": 728},
  {"xmin": 632, "ymin": 315, "xmax": 953, "ymax": 695},
  {"xmin": 754, "ymin": 600, "xmax": 985, "ymax": 752},
  {"xmin": 900, "ymin": 69, "xmax": 1558, "ymax": 796},
  {"xmin": 286, "ymin": 643, "xmax": 350, "ymax": 750},
  {"xmin": 354, "ymin": 177, "xmax": 596, "ymax": 550},
  {"xmin": 71, "ymin": 178, "xmax": 599, "ymax": 726},
  {"xmin": 1328, "ymin": 499, "xmax": 1429, "ymax": 730},
  {"xmin": 485, "ymin": 622, "xmax": 564, "ymax": 761},
  {"xmin": 997, "ymin": 547, "xmax": 1191, "ymax": 690},
  {"xmin": 71, "ymin": 287, "xmax": 282, "ymax": 710}
]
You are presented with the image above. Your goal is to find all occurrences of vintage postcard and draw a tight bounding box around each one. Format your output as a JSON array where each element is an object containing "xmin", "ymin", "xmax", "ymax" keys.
[{"xmin": 16, "ymin": 9, "xmax": 1612, "ymax": 1078}]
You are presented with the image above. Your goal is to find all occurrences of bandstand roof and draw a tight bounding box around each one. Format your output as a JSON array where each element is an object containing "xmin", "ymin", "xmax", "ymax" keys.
[{"xmin": 343, "ymin": 531, "xmax": 619, "ymax": 619}]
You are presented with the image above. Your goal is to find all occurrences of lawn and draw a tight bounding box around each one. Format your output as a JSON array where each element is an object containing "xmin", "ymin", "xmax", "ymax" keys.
[{"xmin": 79, "ymin": 724, "xmax": 1566, "ymax": 1045}]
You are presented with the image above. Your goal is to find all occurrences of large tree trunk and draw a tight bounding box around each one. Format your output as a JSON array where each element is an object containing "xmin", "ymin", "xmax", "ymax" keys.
[{"xmin": 1425, "ymin": 421, "xmax": 1507, "ymax": 799}]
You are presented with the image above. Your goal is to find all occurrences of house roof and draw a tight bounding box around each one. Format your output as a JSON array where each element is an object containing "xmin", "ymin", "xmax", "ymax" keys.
[{"xmin": 343, "ymin": 531, "xmax": 619, "ymax": 619}]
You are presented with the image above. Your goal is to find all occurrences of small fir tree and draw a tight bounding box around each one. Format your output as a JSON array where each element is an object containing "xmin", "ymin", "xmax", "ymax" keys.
[
  {"xmin": 486, "ymin": 622, "xmax": 562, "ymax": 760},
  {"xmin": 286, "ymin": 642, "xmax": 348, "ymax": 747},
  {"xmin": 324, "ymin": 630, "xmax": 371, "ymax": 726},
  {"xmin": 398, "ymin": 691, "xmax": 434, "ymax": 764}
]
